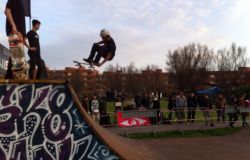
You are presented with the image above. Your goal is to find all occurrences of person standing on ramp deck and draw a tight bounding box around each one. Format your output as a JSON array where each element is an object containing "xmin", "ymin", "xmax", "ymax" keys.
[
  {"xmin": 5, "ymin": 0, "xmax": 28, "ymax": 79},
  {"xmin": 83, "ymin": 29, "xmax": 116, "ymax": 67},
  {"xmin": 24, "ymin": 19, "xmax": 48, "ymax": 79},
  {"xmin": 5, "ymin": 0, "xmax": 27, "ymax": 37}
]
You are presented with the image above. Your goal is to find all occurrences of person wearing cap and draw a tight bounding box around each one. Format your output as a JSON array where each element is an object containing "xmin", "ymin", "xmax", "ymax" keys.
[
  {"xmin": 84, "ymin": 29, "xmax": 116, "ymax": 67},
  {"xmin": 24, "ymin": 19, "xmax": 47, "ymax": 79}
]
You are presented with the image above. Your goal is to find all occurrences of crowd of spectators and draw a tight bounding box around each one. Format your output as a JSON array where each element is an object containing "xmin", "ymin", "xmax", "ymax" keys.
[
  {"xmin": 81, "ymin": 90, "xmax": 250, "ymax": 128},
  {"xmin": 166, "ymin": 92, "xmax": 249, "ymax": 128}
]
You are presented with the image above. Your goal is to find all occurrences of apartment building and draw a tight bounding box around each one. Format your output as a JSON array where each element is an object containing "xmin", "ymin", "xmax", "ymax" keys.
[{"xmin": 48, "ymin": 66, "xmax": 101, "ymax": 97}]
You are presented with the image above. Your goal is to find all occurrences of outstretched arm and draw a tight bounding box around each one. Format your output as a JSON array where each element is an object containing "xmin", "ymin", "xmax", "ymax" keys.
[{"xmin": 5, "ymin": 7, "xmax": 17, "ymax": 34}]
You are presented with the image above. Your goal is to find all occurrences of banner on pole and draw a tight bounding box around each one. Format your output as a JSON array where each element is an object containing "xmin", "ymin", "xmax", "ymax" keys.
[{"xmin": 22, "ymin": 0, "xmax": 31, "ymax": 17}]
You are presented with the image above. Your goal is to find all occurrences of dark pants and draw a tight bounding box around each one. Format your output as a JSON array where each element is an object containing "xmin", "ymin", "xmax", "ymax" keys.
[
  {"xmin": 187, "ymin": 107, "xmax": 196, "ymax": 122},
  {"xmin": 242, "ymin": 113, "xmax": 248, "ymax": 127},
  {"xmin": 166, "ymin": 108, "xmax": 173, "ymax": 124},
  {"xmin": 156, "ymin": 109, "xmax": 161, "ymax": 123},
  {"xmin": 201, "ymin": 108, "xmax": 213, "ymax": 125},
  {"xmin": 216, "ymin": 108, "xmax": 225, "ymax": 122},
  {"xmin": 28, "ymin": 53, "xmax": 47, "ymax": 79},
  {"xmin": 228, "ymin": 113, "xmax": 238, "ymax": 127},
  {"xmin": 175, "ymin": 108, "xmax": 185, "ymax": 123},
  {"xmin": 88, "ymin": 44, "xmax": 108, "ymax": 63},
  {"xmin": 36, "ymin": 59, "xmax": 48, "ymax": 79}
]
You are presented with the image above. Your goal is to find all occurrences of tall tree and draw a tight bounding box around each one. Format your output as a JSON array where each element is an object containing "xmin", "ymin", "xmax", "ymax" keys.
[
  {"xmin": 103, "ymin": 63, "xmax": 123, "ymax": 93},
  {"xmin": 216, "ymin": 43, "xmax": 248, "ymax": 94},
  {"xmin": 166, "ymin": 43, "xmax": 214, "ymax": 91},
  {"xmin": 217, "ymin": 43, "xmax": 247, "ymax": 71},
  {"xmin": 123, "ymin": 62, "xmax": 141, "ymax": 95}
]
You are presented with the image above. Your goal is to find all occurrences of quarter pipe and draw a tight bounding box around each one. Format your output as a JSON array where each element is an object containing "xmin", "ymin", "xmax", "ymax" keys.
[{"xmin": 0, "ymin": 80, "xmax": 156, "ymax": 160}]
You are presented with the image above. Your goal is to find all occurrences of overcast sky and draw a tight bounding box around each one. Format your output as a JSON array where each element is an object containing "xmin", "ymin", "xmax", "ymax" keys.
[{"xmin": 0, "ymin": 0, "xmax": 250, "ymax": 71}]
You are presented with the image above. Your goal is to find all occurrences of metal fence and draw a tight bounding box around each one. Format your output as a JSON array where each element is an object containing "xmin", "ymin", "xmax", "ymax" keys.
[{"xmin": 96, "ymin": 107, "xmax": 250, "ymax": 128}]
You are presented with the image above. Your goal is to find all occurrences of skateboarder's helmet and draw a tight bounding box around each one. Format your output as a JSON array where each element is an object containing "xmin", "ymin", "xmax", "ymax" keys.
[{"xmin": 100, "ymin": 29, "xmax": 110, "ymax": 38}]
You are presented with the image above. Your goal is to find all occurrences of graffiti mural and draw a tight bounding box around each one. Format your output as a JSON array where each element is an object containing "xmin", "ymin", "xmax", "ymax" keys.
[{"xmin": 0, "ymin": 83, "xmax": 119, "ymax": 160}]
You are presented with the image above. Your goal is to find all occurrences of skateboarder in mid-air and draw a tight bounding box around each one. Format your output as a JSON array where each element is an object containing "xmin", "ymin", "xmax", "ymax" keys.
[{"xmin": 84, "ymin": 29, "xmax": 116, "ymax": 67}]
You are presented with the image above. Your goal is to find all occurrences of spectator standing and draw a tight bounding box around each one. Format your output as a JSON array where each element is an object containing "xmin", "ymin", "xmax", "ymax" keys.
[
  {"xmin": 106, "ymin": 89, "xmax": 111, "ymax": 101},
  {"xmin": 89, "ymin": 95, "xmax": 100, "ymax": 123},
  {"xmin": 187, "ymin": 92, "xmax": 198, "ymax": 123},
  {"xmin": 99, "ymin": 97, "xmax": 107, "ymax": 115},
  {"xmin": 5, "ymin": 0, "xmax": 27, "ymax": 79},
  {"xmin": 238, "ymin": 94, "xmax": 248, "ymax": 127},
  {"xmin": 175, "ymin": 92, "xmax": 186, "ymax": 123},
  {"xmin": 199, "ymin": 94, "xmax": 214, "ymax": 127},
  {"xmin": 244, "ymin": 99, "xmax": 250, "ymax": 127},
  {"xmin": 114, "ymin": 97, "xmax": 122, "ymax": 112},
  {"xmin": 228, "ymin": 95, "xmax": 239, "ymax": 128},
  {"xmin": 141, "ymin": 92, "xmax": 151, "ymax": 109},
  {"xmin": 99, "ymin": 97, "xmax": 110, "ymax": 126},
  {"xmin": 215, "ymin": 94, "xmax": 226, "ymax": 123},
  {"xmin": 151, "ymin": 95, "xmax": 161, "ymax": 123},
  {"xmin": 167, "ymin": 94, "xmax": 176, "ymax": 124},
  {"xmin": 25, "ymin": 19, "xmax": 47, "ymax": 79},
  {"xmin": 134, "ymin": 93, "xmax": 142, "ymax": 109},
  {"xmin": 81, "ymin": 96, "xmax": 89, "ymax": 112}
]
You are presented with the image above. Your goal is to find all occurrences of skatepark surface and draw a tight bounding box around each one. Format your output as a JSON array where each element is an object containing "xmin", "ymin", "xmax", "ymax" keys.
[
  {"xmin": 0, "ymin": 80, "xmax": 249, "ymax": 160},
  {"xmin": 131, "ymin": 126, "xmax": 250, "ymax": 160},
  {"xmin": 107, "ymin": 121, "xmax": 250, "ymax": 160}
]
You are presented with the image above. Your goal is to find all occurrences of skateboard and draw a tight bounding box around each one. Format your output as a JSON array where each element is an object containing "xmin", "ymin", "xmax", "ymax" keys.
[
  {"xmin": 8, "ymin": 32, "xmax": 29, "ymax": 79},
  {"xmin": 73, "ymin": 60, "xmax": 95, "ymax": 70}
]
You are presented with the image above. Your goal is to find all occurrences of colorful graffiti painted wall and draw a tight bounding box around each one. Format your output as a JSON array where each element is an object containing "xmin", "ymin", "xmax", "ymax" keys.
[{"xmin": 0, "ymin": 83, "xmax": 119, "ymax": 160}]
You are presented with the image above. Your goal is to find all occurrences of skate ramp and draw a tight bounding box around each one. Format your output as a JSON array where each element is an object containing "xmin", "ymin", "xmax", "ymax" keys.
[{"xmin": 0, "ymin": 80, "xmax": 156, "ymax": 160}]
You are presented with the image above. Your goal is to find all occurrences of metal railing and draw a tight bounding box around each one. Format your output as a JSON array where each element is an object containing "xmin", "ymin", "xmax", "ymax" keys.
[{"xmin": 95, "ymin": 106, "xmax": 250, "ymax": 128}]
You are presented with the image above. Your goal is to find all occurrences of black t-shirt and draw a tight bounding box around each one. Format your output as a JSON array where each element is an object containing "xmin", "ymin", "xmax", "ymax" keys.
[
  {"xmin": 6, "ymin": 0, "xmax": 26, "ymax": 36},
  {"xmin": 26, "ymin": 30, "xmax": 40, "ymax": 55},
  {"xmin": 104, "ymin": 37, "xmax": 116, "ymax": 54}
]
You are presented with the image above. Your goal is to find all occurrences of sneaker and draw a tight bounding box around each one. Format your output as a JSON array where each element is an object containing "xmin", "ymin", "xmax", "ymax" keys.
[{"xmin": 83, "ymin": 58, "xmax": 92, "ymax": 64}]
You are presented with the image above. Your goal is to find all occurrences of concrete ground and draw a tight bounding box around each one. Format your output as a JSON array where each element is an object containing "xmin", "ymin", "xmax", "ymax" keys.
[
  {"xmin": 107, "ymin": 122, "xmax": 250, "ymax": 160},
  {"xmin": 108, "ymin": 121, "xmax": 242, "ymax": 135}
]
